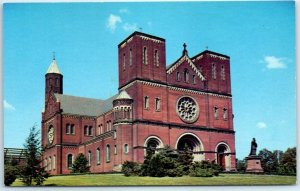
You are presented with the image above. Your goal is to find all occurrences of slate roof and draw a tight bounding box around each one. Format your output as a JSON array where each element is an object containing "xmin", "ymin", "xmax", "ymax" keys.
[{"xmin": 54, "ymin": 93, "xmax": 118, "ymax": 117}]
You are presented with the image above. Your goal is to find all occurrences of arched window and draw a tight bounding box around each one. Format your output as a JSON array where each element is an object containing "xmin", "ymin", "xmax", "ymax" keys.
[
  {"xmin": 48, "ymin": 157, "xmax": 52, "ymax": 171},
  {"xmin": 221, "ymin": 65, "xmax": 225, "ymax": 80},
  {"xmin": 53, "ymin": 155, "xmax": 56, "ymax": 170},
  {"xmin": 129, "ymin": 48, "xmax": 132, "ymax": 66},
  {"xmin": 155, "ymin": 98, "xmax": 161, "ymax": 111},
  {"xmin": 143, "ymin": 47, "xmax": 147, "ymax": 65},
  {"xmin": 154, "ymin": 49, "xmax": 159, "ymax": 66},
  {"xmin": 100, "ymin": 124, "xmax": 103, "ymax": 134},
  {"xmin": 214, "ymin": 107, "xmax": 218, "ymax": 119},
  {"xmin": 67, "ymin": 154, "xmax": 73, "ymax": 169},
  {"xmin": 96, "ymin": 148, "xmax": 100, "ymax": 165},
  {"xmin": 223, "ymin": 108, "xmax": 228, "ymax": 120},
  {"xmin": 71, "ymin": 124, "xmax": 75, "ymax": 134},
  {"xmin": 212, "ymin": 63, "xmax": 217, "ymax": 79},
  {"xmin": 88, "ymin": 151, "xmax": 91, "ymax": 166},
  {"xmin": 124, "ymin": 144, "xmax": 129, "ymax": 154},
  {"xmin": 106, "ymin": 145, "xmax": 110, "ymax": 162},
  {"xmin": 89, "ymin": 126, "xmax": 93, "ymax": 136},
  {"xmin": 84, "ymin": 125, "xmax": 88, "ymax": 136},
  {"xmin": 55, "ymin": 78, "xmax": 59, "ymax": 86},
  {"xmin": 192, "ymin": 75, "xmax": 196, "ymax": 84},
  {"xmin": 123, "ymin": 53, "xmax": 126, "ymax": 70},
  {"xmin": 66, "ymin": 124, "xmax": 70, "ymax": 134},
  {"xmin": 114, "ymin": 145, "xmax": 117, "ymax": 155},
  {"xmin": 144, "ymin": 96, "xmax": 149, "ymax": 109},
  {"xmin": 184, "ymin": 70, "xmax": 189, "ymax": 82},
  {"xmin": 176, "ymin": 72, "xmax": 180, "ymax": 81}
]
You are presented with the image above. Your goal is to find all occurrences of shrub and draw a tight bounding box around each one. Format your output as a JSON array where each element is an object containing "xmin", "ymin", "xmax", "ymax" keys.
[
  {"xmin": 189, "ymin": 160, "xmax": 219, "ymax": 177},
  {"xmin": 4, "ymin": 165, "xmax": 19, "ymax": 186},
  {"xmin": 72, "ymin": 153, "xmax": 90, "ymax": 173},
  {"xmin": 121, "ymin": 161, "xmax": 141, "ymax": 176}
]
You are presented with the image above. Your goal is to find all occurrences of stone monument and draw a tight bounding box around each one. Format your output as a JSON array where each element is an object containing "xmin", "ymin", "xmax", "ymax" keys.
[{"xmin": 245, "ymin": 138, "xmax": 264, "ymax": 173}]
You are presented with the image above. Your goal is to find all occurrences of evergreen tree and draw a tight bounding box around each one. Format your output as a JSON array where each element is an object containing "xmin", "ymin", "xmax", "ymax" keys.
[
  {"xmin": 21, "ymin": 125, "xmax": 49, "ymax": 186},
  {"xmin": 178, "ymin": 144, "xmax": 194, "ymax": 175},
  {"xmin": 278, "ymin": 147, "xmax": 296, "ymax": 175},
  {"xmin": 72, "ymin": 153, "xmax": 90, "ymax": 173}
]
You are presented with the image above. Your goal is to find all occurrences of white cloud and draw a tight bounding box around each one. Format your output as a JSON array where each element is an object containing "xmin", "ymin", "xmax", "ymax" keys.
[
  {"xmin": 4, "ymin": 100, "xmax": 16, "ymax": 111},
  {"xmin": 256, "ymin": 122, "xmax": 267, "ymax": 129},
  {"xmin": 119, "ymin": 8, "xmax": 129, "ymax": 14},
  {"xmin": 107, "ymin": 14, "xmax": 122, "ymax": 32},
  {"xmin": 122, "ymin": 23, "xmax": 139, "ymax": 32},
  {"xmin": 262, "ymin": 56, "xmax": 287, "ymax": 69}
]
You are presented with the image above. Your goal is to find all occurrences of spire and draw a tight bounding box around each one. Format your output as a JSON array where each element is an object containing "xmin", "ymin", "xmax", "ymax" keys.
[
  {"xmin": 182, "ymin": 43, "xmax": 188, "ymax": 56},
  {"xmin": 47, "ymin": 54, "xmax": 62, "ymax": 74},
  {"xmin": 115, "ymin": 90, "xmax": 132, "ymax": 100}
]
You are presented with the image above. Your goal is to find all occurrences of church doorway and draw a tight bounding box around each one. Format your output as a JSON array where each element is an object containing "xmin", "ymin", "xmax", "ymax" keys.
[
  {"xmin": 176, "ymin": 133, "xmax": 204, "ymax": 161},
  {"xmin": 216, "ymin": 143, "xmax": 231, "ymax": 171},
  {"xmin": 144, "ymin": 136, "xmax": 163, "ymax": 155}
]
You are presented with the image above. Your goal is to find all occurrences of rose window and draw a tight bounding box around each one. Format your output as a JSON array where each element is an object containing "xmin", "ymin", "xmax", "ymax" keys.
[{"xmin": 176, "ymin": 96, "xmax": 199, "ymax": 123}]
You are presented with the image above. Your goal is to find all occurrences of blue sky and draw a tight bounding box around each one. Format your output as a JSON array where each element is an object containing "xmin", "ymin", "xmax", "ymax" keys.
[{"xmin": 3, "ymin": 1, "xmax": 295, "ymax": 159}]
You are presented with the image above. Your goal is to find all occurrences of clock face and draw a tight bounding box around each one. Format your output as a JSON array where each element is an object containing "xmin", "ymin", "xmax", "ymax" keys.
[
  {"xmin": 176, "ymin": 96, "xmax": 199, "ymax": 123},
  {"xmin": 48, "ymin": 126, "xmax": 54, "ymax": 144}
]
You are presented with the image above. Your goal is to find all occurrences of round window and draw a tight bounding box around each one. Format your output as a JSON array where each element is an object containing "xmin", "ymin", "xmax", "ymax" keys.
[{"xmin": 176, "ymin": 96, "xmax": 199, "ymax": 123}]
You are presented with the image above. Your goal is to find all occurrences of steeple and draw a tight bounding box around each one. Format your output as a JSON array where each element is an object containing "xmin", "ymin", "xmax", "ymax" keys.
[
  {"xmin": 45, "ymin": 54, "xmax": 63, "ymax": 100},
  {"xmin": 47, "ymin": 55, "xmax": 62, "ymax": 74}
]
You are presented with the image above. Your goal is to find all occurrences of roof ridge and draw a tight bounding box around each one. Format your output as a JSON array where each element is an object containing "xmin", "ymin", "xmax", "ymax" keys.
[{"xmin": 54, "ymin": 93, "xmax": 104, "ymax": 101}]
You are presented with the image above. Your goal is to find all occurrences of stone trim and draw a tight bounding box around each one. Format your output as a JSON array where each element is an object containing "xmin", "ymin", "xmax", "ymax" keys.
[
  {"xmin": 132, "ymin": 119, "xmax": 235, "ymax": 134},
  {"xmin": 167, "ymin": 55, "xmax": 205, "ymax": 81},
  {"xmin": 139, "ymin": 35, "xmax": 164, "ymax": 44},
  {"xmin": 119, "ymin": 79, "xmax": 232, "ymax": 99}
]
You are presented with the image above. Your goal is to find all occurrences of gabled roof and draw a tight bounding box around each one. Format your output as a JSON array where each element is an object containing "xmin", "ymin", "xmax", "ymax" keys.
[
  {"xmin": 115, "ymin": 90, "xmax": 132, "ymax": 100},
  {"xmin": 47, "ymin": 59, "xmax": 62, "ymax": 74},
  {"xmin": 166, "ymin": 55, "xmax": 205, "ymax": 81},
  {"xmin": 54, "ymin": 93, "xmax": 118, "ymax": 117}
]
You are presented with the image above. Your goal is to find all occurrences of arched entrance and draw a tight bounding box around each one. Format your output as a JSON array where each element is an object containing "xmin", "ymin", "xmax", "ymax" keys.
[
  {"xmin": 216, "ymin": 143, "xmax": 231, "ymax": 171},
  {"xmin": 175, "ymin": 133, "xmax": 204, "ymax": 161},
  {"xmin": 144, "ymin": 136, "xmax": 163, "ymax": 154}
]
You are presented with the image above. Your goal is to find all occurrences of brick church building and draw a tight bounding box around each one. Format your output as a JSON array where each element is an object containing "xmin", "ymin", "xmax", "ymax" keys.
[{"xmin": 41, "ymin": 31, "xmax": 236, "ymax": 175}]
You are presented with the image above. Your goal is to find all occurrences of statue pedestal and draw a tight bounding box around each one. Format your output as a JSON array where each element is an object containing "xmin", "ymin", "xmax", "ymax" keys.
[{"xmin": 245, "ymin": 155, "xmax": 264, "ymax": 173}]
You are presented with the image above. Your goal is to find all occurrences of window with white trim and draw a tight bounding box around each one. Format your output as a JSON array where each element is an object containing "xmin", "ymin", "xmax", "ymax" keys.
[
  {"xmin": 106, "ymin": 145, "xmax": 110, "ymax": 162},
  {"xmin": 212, "ymin": 63, "xmax": 217, "ymax": 79},
  {"xmin": 221, "ymin": 65, "xmax": 225, "ymax": 80},
  {"xmin": 124, "ymin": 144, "xmax": 129, "ymax": 154},
  {"xmin": 154, "ymin": 49, "xmax": 159, "ymax": 66},
  {"xmin": 144, "ymin": 96, "xmax": 149, "ymax": 109},
  {"xmin": 67, "ymin": 154, "xmax": 73, "ymax": 169},
  {"xmin": 96, "ymin": 148, "xmax": 100, "ymax": 165},
  {"xmin": 214, "ymin": 107, "xmax": 219, "ymax": 119},
  {"xmin": 223, "ymin": 108, "xmax": 228, "ymax": 120},
  {"xmin": 88, "ymin": 151, "xmax": 91, "ymax": 166},
  {"xmin": 129, "ymin": 48, "xmax": 132, "ymax": 66},
  {"xmin": 143, "ymin": 47, "xmax": 147, "ymax": 65},
  {"xmin": 155, "ymin": 98, "xmax": 161, "ymax": 111}
]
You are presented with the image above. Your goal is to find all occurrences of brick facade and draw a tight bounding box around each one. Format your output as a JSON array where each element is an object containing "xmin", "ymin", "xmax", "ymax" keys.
[{"xmin": 41, "ymin": 31, "xmax": 236, "ymax": 175}]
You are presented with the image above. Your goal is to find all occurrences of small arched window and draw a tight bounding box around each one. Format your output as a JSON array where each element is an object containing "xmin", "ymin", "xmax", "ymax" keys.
[
  {"xmin": 96, "ymin": 148, "xmax": 100, "ymax": 165},
  {"xmin": 129, "ymin": 48, "xmax": 132, "ymax": 66},
  {"xmin": 53, "ymin": 155, "xmax": 56, "ymax": 170},
  {"xmin": 192, "ymin": 75, "xmax": 196, "ymax": 84},
  {"xmin": 184, "ymin": 69, "xmax": 189, "ymax": 82},
  {"xmin": 106, "ymin": 145, "xmax": 110, "ymax": 162},
  {"xmin": 71, "ymin": 124, "xmax": 75, "ymax": 134},
  {"xmin": 124, "ymin": 144, "xmax": 129, "ymax": 154},
  {"xmin": 67, "ymin": 154, "xmax": 73, "ymax": 169},
  {"xmin": 144, "ymin": 96, "xmax": 149, "ymax": 109},
  {"xmin": 48, "ymin": 157, "xmax": 52, "ymax": 171},
  {"xmin": 84, "ymin": 125, "xmax": 88, "ymax": 136},
  {"xmin": 212, "ymin": 63, "xmax": 217, "ymax": 79},
  {"xmin": 154, "ymin": 49, "xmax": 159, "ymax": 66},
  {"xmin": 143, "ymin": 47, "xmax": 147, "ymax": 65},
  {"xmin": 221, "ymin": 65, "xmax": 225, "ymax": 80},
  {"xmin": 223, "ymin": 108, "xmax": 228, "ymax": 120},
  {"xmin": 66, "ymin": 123, "xmax": 70, "ymax": 134},
  {"xmin": 89, "ymin": 126, "xmax": 93, "ymax": 136},
  {"xmin": 155, "ymin": 98, "xmax": 161, "ymax": 111},
  {"xmin": 88, "ymin": 151, "xmax": 91, "ymax": 166},
  {"xmin": 214, "ymin": 107, "xmax": 219, "ymax": 119},
  {"xmin": 176, "ymin": 72, "xmax": 180, "ymax": 81},
  {"xmin": 123, "ymin": 53, "xmax": 126, "ymax": 70}
]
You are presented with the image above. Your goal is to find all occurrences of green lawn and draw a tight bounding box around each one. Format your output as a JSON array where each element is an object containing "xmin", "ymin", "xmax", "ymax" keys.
[{"xmin": 11, "ymin": 173, "xmax": 296, "ymax": 186}]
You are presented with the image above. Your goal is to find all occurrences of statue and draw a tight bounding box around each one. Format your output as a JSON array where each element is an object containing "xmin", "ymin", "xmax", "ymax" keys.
[{"xmin": 249, "ymin": 138, "xmax": 257, "ymax": 156}]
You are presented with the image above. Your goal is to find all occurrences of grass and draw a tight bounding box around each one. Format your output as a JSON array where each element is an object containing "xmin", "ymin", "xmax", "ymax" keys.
[{"xmin": 11, "ymin": 173, "xmax": 296, "ymax": 186}]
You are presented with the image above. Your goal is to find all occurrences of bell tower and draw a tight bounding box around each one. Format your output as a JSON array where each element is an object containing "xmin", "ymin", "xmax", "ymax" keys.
[{"xmin": 45, "ymin": 54, "xmax": 63, "ymax": 101}]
